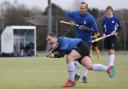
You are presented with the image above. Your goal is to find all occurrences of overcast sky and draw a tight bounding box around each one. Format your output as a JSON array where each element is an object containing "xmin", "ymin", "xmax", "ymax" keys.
[{"xmin": 0, "ymin": 0, "xmax": 128, "ymax": 11}]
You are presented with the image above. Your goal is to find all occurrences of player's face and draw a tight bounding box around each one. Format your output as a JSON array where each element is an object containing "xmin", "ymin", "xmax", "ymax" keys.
[
  {"xmin": 47, "ymin": 36, "xmax": 57, "ymax": 47},
  {"xmin": 79, "ymin": 4, "xmax": 87, "ymax": 15},
  {"xmin": 106, "ymin": 9, "xmax": 113, "ymax": 17}
]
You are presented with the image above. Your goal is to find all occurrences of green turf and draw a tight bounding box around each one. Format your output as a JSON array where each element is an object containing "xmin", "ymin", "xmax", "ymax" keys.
[{"xmin": 0, "ymin": 51, "xmax": 127, "ymax": 89}]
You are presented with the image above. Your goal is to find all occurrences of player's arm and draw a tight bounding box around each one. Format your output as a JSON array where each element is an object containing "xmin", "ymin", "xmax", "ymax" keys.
[
  {"xmin": 102, "ymin": 17, "xmax": 106, "ymax": 36},
  {"xmin": 46, "ymin": 47, "xmax": 65, "ymax": 58},
  {"xmin": 90, "ymin": 17, "xmax": 98, "ymax": 33},
  {"xmin": 111, "ymin": 17, "xmax": 121, "ymax": 36},
  {"xmin": 65, "ymin": 11, "xmax": 75, "ymax": 21},
  {"xmin": 46, "ymin": 38, "xmax": 67, "ymax": 58},
  {"xmin": 91, "ymin": 17, "xmax": 100, "ymax": 38},
  {"xmin": 65, "ymin": 12, "xmax": 77, "ymax": 26},
  {"xmin": 115, "ymin": 17, "xmax": 121, "ymax": 33}
]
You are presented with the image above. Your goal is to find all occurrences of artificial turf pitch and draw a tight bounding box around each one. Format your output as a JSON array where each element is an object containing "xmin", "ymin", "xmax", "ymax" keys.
[{"xmin": 0, "ymin": 51, "xmax": 127, "ymax": 89}]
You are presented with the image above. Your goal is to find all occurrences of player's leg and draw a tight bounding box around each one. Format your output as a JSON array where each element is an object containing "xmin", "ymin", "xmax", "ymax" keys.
[
  {"xmin": 108, "ymin": 49, "xmax": 115, "ymax": 66},
  {"xmin": 76, "ymin": 41, "xmax": 109, "ymax": 72},
  {"xmin": 64, "ymin": 41, "xmax": 90, "ymax": 87},
  {"xmin": 76, "ymin": 41, "xmax": 90, "ymax": 83},
  {"xmin": 95, "ymin": 46, "xmax": 100, "ymax": 60},
  {"xmin": 77, "ymin": 41, "xmax": 115, "ymax": 78},
  {"xmin": 74, "ymin": 59, "xmax": 88, "ymax": 83},
  {"xmin": 80, "ymin": 56, "xmax": 115, "ymax": 78},
  {"xmin": 81, "ymin": 56, "xmax": 106, "ymax": 70},
  {"xmin": 106, "ymin": 36, "xmax": 117, "ymax": 66},
  {"xmin": 74, "ymin": 61, "xmax": 80, "ymax": 81},
  {"xmin": 93, "ymin": 42, "xmax": 100, "ymax": 60},
  {"xmin": 64, "ymin": 50, "xmax": 81, "ymax": 87},
  {"xmin": 82, "ymin": 42, "xmax": 91, "ymax": 83},
  {"xmin": 90, "ymin": 46, "xmax": 92, "ymax": 60},
  {"xmin": 82, "ymin": 66, "xmax": 88, "ymax": 83}
]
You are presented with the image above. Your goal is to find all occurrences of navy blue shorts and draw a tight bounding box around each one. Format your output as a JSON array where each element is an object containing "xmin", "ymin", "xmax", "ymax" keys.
[
  {"xmin": 74, "ymin": 41, "xmax": 90, "ymax": 58},
  {"xmin": 104, "ymin": 36, "xmax": 117, "ymax": 50}
]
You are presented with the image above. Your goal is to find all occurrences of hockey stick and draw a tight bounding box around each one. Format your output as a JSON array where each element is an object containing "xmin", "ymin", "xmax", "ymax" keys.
[
  {"xmin": 46, "ymin": 47, "xmax": 58, "ymax": 57},
  {"xmin": 60, "ymin": 20, "xmax": 94, "ymax": 32},
  {"xmin": 60, "ymin": 21, "xmax": 113, "ymax": 43},
  {"xmin": 92, "ymin": 34, "xmax": 113, "ymax": 43}
]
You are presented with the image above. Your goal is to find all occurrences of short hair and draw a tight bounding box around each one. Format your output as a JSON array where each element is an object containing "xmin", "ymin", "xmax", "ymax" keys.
[
  {"xmin": 80, "ymin": 2, "xmax": 88, "ymax": 9},
  {"xmin": 106, "ymin": 6, "xmax": 113, "ymax": 11},
  {"xmin": 48, "ymin": 32, "xmax": 56, "ymax": 37}
]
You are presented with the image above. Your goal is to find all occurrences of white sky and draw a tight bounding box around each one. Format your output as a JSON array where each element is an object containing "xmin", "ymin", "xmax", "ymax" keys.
[{"xmin": 0, "ymin": 0, "xmax": 128, "ymax": 11}]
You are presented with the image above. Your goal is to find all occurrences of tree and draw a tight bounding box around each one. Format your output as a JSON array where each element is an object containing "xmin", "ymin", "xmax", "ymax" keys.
[
  {"xmin": 88, "ymin": 8, "xmax": 99, "ymax": 19},
  {"xmin": 0, "ymin": 1, "xmax": 43, "ymax": 27},
  {"xmin": 42, "ymin": 3, "xmax": 66, "ymax": 34},
  {"xmin": 42, "ymin": 3, "xmax": 65, "ymax": 17},
  {"xmin": 0, "ymin": 1, "xmax": 44, "ymax": 51}
]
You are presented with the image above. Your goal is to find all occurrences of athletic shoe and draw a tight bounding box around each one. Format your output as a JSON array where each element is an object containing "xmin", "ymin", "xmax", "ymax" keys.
[
  {"xmin": 74, "ymin": 74, "xmax": 80, "ymax": 81},
  {"xmin": 64, "ymin": 80, "xmax": 77, "ymax": 88},
  {"xmin": 107, "ymin": 66, "xmax": 116, "ymax": 78},
  {"xmin": 82, "ymin": 76, "xmax": 88, "ymax": 83}
]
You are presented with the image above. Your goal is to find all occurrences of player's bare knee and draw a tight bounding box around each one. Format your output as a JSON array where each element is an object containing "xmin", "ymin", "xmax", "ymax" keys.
[
  {"xmin": 67, "ymin": 55, "xmax": 73, "ymax": 60},
  {"xmin": 66, "ymin": 54, "xmax": 75, "ymax": 63}
]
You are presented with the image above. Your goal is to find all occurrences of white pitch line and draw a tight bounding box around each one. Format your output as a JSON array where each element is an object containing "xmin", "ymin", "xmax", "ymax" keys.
[{"xmin": 0, "ymin": 70, "xmax": 67, "ymax": 73}]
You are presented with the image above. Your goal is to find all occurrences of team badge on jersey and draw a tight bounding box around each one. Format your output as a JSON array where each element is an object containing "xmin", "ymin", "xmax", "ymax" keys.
[
  {"xmin": 112, "ymin": 20, "xmax": 115, "ymax": 24},
  {"xmin": 84, "ymin": 21, "xmax": 86, "ymax": 24}
]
